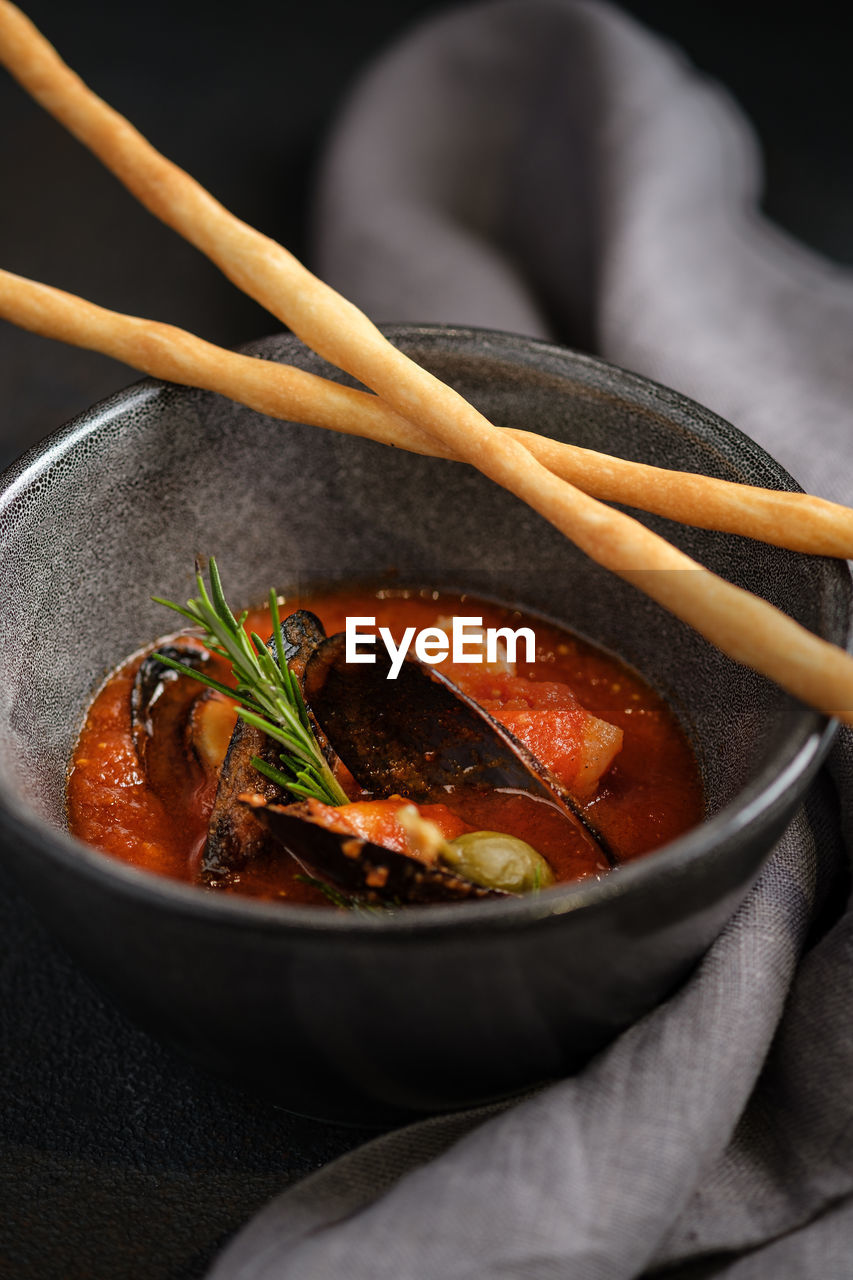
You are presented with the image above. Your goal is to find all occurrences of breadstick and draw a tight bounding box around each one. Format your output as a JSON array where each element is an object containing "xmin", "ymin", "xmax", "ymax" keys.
[
  {"xmin": 6, "ymin": 265, "xmax": 853, "ymax": 562},
  {"xmin": 0, "ymin": 269, "xmax": 421, "ymax": 447},
  {"xmin": 3, "ymin": 0, "xmax": 853, "ymax": 556},
  {"xmin": 2, "ymin": 1, "xmax": 853, "ymax": 724},
  {"xmin": 501, "ymin": 429, "xmax": 853, "ymax": 558}
]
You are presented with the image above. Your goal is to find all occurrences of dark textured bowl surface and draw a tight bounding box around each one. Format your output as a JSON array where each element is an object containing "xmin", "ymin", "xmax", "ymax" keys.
[{"xmin": 0, "ymin": 326, "xmax": 847, "ymax": 1122}]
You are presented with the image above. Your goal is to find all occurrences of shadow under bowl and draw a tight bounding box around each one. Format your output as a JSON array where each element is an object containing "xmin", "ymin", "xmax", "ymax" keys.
[{"xmin": 0, "ymin": 325, "xmax": 847, "ymax": 1123}]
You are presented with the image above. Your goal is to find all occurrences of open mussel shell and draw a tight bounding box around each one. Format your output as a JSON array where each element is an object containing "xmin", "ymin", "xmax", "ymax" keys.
[
  {"xmin": 131, "ymin": 639, "xmax": 212, "ymax": 801},
  {"xmin": 200, "ymin": 610, "xmax": 340, "ymax": 883},
  {"xmin": 243, "ymin": 797, "xmax": 505, "ymax": 905},
  {"xmin": 202, "ymin": 610, "xmax": 340, "ymax": 884},
  {"xmin": 302, "ymin": 632, "xmax": 612, "ymax": 860},
  {"xmin": 223, "ymin": 614, "xmax": 613, "ymax": 903},
  {"xmin": 278, "ymin": 609, "xmax": 339, "ymax": 769},
  {"xmin": 202, "ymin": 717, "xmax": 285, "ymax": 882},
  {"xmin": 280, "ymin": 609, "xmax": 326, "ymax": 680},
  {"xmin": 198, "ymin": 620, "xmax": 328, "ymax": 884}
]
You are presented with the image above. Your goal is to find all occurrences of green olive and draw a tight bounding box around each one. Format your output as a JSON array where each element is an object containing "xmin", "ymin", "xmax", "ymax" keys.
[{"xmin": 441, "ymin": 830, "xmax": 555, "ymax": 894}]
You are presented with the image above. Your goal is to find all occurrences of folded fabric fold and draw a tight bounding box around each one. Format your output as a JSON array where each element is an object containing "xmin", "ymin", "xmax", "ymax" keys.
[
  {"xmin": 210, "ymin": 2, "xmax": 853, "ymax": 1275},
  {"xmin": 315, "ymin": 0, "xmax": 853, "ymax": 503}
]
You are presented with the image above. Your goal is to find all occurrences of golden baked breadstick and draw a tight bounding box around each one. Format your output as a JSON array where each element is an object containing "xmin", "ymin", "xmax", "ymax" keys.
[
  {"xmin": 502, "ymin": 429, "xmax": 853, "ymax": 558},
  {"xmin": 4, "ymin": 0, "xmax": 853, "ymax": 555},
  {"xmin": 6, "ymin": 264, "xmax": 853, "ymax": 561},
  {"xmin": 2, "ymin": 1, "xmax": 853, "ymax": 725},
  {"xmin": 5, "ymin": 262, "xmax": 853, "ymax": 560},
  {"xmin": 0, "ymin": 269, "xmax": 422, "ymax": 446}
]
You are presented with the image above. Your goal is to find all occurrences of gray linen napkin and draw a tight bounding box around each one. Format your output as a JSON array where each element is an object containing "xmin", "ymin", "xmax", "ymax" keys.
[{"xmin": 209, "ymin": 2, "xmax": 853, "ymax": 1275}]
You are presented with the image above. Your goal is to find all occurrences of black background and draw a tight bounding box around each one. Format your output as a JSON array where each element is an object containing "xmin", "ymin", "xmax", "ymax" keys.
[{"xmin": 0, "ymin": 3, "xmax": 850, "ymax": 1277}]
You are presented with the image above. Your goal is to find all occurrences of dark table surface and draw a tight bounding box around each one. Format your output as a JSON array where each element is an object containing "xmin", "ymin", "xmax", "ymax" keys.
[{"xmin": 1, "ymin": 2, "xmax": 851, "ymax": 1276}]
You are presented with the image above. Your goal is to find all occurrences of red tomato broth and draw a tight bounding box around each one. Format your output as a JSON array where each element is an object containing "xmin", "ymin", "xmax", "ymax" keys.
[{"xmin": 66, "ymin": 587, "xmax": 704, "ymax": 904}]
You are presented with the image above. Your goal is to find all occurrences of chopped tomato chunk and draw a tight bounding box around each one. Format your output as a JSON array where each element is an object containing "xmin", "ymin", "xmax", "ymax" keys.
[
  {"xmin": 449, "ymin": 668, "xmax": 623, "ymax": 798},
  {"xmin": 432, "ymin": 618, "xmax": 622, "ymax": 798}
]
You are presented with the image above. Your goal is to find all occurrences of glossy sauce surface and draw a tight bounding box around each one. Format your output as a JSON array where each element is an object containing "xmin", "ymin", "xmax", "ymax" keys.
[{"xmin": 67, "ymin": 588, "xmax": 704, "ymax": 904}]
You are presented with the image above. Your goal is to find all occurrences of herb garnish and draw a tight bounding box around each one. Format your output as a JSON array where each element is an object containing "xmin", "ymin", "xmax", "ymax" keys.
[
  {"xmin": 294, "ymin": 873, "xmax": 398, "ymax": 914},
  {"xmin": 153, "ymin": 558, "xmax": 348, "ymax": 807}
]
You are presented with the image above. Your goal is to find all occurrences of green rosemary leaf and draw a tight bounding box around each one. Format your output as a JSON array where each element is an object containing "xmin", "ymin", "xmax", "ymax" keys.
[
  {"xmin": 270, "ymin": 589, "xmax": 287, "ymax": 679},
  {"xmin": 150, "ymin": 598, "xmax": 200, "ymax": 626},
  {"xmin": 279, "ymin": 780, "xmax": 323, "ymax": 800},
  {"xmin": 150, "ymin": 653, "xmax": 247, "ymax": 704},
  {"xmin": 237, "ymin": 710, "xmax": 308, "ymax": 756},
  {"xmin": 250, "ymin": 756, "xmax": 296, "ymax": 790},
  {"xmin": 294, "ymin": 874, "xmax": 355, "ymax": 910},
  {"xmin": 154, "ymin": 558, "xmax": 349, "ymax": 807},
  {"xmin": 294, "ymin": 874, "xmax": 396, "ymax": 914},
  {"xmin": 208, "ymin": 557, "xmax": 238, "ymax": 629},
  {"xmin": 294, "ymin": 673, "xmax": 312, "ymax": 731},
  {"xmin": 250, "ymin": 631, "xmax": 271, "ymax": 659}
]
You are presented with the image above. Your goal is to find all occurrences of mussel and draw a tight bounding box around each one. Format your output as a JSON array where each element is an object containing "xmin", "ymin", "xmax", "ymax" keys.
[
  {"xmin": 242, "ymin": 795, "xmax": 502, "ymax": 905},
  {"xmin": 202, "ymin": 716, "xmax": 286, "ymax": 881},
  {"xmin": 201, "ymin": 610, "xmax": 613, "ymax": 905},
  {"xmin": 131, "ymin": 640, "xmax": 218, "ymax": 800},
  {"xmin": 201, "ymin": 610, "xmax": 328, "ymax": 882}
]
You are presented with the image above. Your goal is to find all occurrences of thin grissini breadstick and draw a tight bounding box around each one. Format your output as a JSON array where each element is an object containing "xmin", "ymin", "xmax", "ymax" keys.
[
  {"xmin": 501, "ymin": 429, "xmax": 853, "ymax": 559},
  {"xmin": 5, "ymin": 265, "xmax": 853, "ymax": 560},
  {"xmin": 0, "ymin": 270, "xmax": 421, "ymax": 445},
  {"xmin": 2, "ymin": 4, "xmax": 853, "ymax": 725},
  {"xmin": 2, "ymin": 4, "xmax": 853, "ymax": 556},
  {"xmin": 6, "ymin": 2, "xmax": 850, "ymax": 527}
]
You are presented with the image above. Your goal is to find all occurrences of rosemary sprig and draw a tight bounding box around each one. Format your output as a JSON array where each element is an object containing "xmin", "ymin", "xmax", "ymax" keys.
[
  {"xmin": 152, "ymin": 558, "xmax": 348, "ymax": 807},
  {"xmin": 294, "ymin": 874, "xmax": 399, "ymax": 915}
]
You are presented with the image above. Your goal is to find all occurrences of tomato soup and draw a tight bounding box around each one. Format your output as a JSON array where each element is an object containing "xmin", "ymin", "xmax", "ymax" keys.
[{"xmin": 67, "ymin": 587, "xmax": 703, "ymax": 905}]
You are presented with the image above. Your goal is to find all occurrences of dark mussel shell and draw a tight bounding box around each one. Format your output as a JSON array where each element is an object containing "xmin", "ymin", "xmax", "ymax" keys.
[
  {"xmin": 278, "ymin": 610, "xmax": 339, "ymax": 768},
  {"xmin": 198, "ymin": 615, "xmax": 331, "ymax": 884},
  {"xmin": 131, "ymin": 639, "xmax": 212, "ymax": 801},
  {"xmin": 201, "ymin": 611, "xmax": 336, "ymax": 883},
  {"xmin": 243, "ymin": 797, "xmax": 504, "ymax": 905},
  {"xmin": 303, "ymin": 632, "xmax": 610, "ymax": 847},
  {"xmin": 202, "ymin": 717, "xmax": 285, "ymax": 883},
  {"xmin": 219, "ymin": 614, "xmax": 613, "ymax": 903},
  {"xmin": 280, "ymin": 609, "xmax": 326, "ymax": 680}
]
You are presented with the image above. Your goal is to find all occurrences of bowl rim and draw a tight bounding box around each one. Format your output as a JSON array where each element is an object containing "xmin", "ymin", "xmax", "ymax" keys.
[{"xmin": 0, "ymin": 323, "xmax": 847, "ymax": 939}]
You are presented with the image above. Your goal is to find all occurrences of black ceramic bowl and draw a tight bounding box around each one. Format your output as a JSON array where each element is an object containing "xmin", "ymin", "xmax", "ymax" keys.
[{"xmin": 0, "ymin": 326, "xmax": 847, "ymax": 1123}]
